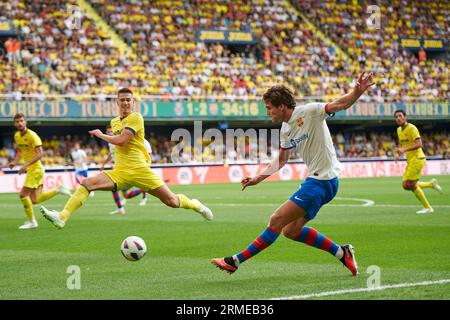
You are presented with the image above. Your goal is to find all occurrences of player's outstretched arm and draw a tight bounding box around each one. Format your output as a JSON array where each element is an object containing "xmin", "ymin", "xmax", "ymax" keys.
[
  {"xmin": 326, "ymin": 72, "xmax": 375, "ymax": 114},
  {"xmin": 89, "ymin": 129, "xmax": 133, "ymax": 147},
  {"xmin": 241, "ymin": 148, "xmax": 291, "ymax": 190}
]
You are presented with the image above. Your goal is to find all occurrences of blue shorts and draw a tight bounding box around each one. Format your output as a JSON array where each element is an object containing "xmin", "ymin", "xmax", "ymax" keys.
[
  {"xmin": 75, "ymin": 170, "xmax": 88, "ymax": 178},
  {"xmin": 289, "ymin": 177, "xmax": 339, "ymax": 221}
]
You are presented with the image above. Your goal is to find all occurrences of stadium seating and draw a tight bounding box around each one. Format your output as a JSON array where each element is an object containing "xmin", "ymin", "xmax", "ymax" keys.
[
  {"xmin": 89, "ymin": 0, "xmax": 281, "ymax": 98},
  {"xmin": 0, "ymin": 0, "xmax": 448, "ymax": 101},
  {"xmin": 0, "ymin": 0, "xmax": 143, "ymax": 97},
  {"xmin": 90, "ymin": 0, "xmax": 361, "ymax": 99},
  {"xmin": 293, "ymin": 0, "xmax": 449, "ymax": 101}
]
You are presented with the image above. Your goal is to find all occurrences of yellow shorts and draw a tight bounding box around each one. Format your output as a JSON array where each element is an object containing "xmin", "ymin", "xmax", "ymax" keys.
[
  {"xmin": 104, "ymin": 166, "xmax": 165, "ymax": 192},
  {"xmin": 403, "ymin": 158, "xmax": 426, "ymax": 181},
  {"xmin": 23, "ymin": 168, "xmax": 45, "ymax": 189}
]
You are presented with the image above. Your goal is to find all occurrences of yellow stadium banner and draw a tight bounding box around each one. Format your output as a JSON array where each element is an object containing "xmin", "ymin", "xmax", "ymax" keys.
[
  {"xmin": 423, "ymin": 39, "xmax": 444, "ymax": 50},
  {"xmin": 400, "ymin": 37, "xmax": 445, "ymax": 52},
  {"xmin": 196, "ymin": 29, "xmax": 256, "ymax": 44},
  {"xmin": 0, "ymin": 19, "xmax": 17, "ymax": 36}
]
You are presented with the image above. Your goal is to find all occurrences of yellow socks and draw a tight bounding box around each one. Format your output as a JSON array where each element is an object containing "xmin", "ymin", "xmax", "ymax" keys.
[
  {"xmin": 413, "ymin": 186, "xmax": 431, "ymax": 208},
  {"xmin": 60, "ymin": 186, "xmax": 90, "ymax": 222},
  {"xmin": 35, "ymin": 189, "xmax": 58, "ymax": 204},
  {"xmin": 417, "ymin": 181, "xmax": 433, "ymax": 188},
  {"xmin": 20, "ymin": 196, "xmax": 35, "ymax": 221},
  {"xmin": 177, "ymin": 194, "xmax": 201, "ymax": 211}
]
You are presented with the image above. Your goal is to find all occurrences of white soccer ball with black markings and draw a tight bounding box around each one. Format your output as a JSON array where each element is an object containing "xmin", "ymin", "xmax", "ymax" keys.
[{"xmin": 121, "ymin": 236, "xmax": 147, "ymax": 261}]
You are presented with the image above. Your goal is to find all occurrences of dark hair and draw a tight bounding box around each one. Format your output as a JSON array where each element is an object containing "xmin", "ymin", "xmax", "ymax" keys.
[
  {"xmin": 13, "ymin": 112, "xmax": 25, "ymax": 120},
  {"xmin": 262, "ymin": 85, "xmax": 296, "ymax": 109},
  {"xmin": 118, "ymin": 87, "xmax": 133, "ymax": 96},
  {"xmin": 106, "ymin": 124, "xmax": 111, "ymax": 129},
  {"xmin": 394, "ymin": 109, "xmax": 406, "ymax": 116}
]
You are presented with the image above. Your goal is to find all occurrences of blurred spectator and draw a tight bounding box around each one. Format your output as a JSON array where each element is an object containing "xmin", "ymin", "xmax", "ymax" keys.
[
  {"xmin": 418, "ymin": 47, "xmax": 426, "ymax": 62},
  {"xmin": 4, "ymin": 37, "xmax": 21, "ymax": 64}
]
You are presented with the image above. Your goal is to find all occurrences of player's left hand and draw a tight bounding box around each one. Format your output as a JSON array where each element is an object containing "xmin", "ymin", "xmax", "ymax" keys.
[
  {"xmin": 397, "ymin": 147, "xmax": 405, "ymax": 155},
  {"xmin": 89, "ymin": 129, "xmax": 103, "ymax": 138},
  {"xmin": 18, "ymin": 166, "xmax": 26, "ymax": 175},
  {"xmin": 355, "ymin": 72, "xmax": 375, "ymax": 94}
]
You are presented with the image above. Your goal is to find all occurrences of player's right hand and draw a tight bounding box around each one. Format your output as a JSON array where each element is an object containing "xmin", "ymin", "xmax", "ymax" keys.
[
  {"xmin": 355, "ymin": 71, "xmax": 375, "ymax": 94},
  {"xmin": 89, "ymin": 129, "xmax": 103, "ymax": 138},
  {"xmin": 241, "ymin": 176, "xmax": 259, "ymax": 191}
]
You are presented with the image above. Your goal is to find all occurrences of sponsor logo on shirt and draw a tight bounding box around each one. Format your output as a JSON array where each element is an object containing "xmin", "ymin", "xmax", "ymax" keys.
[
  {"xmin": 289, "ymin": 133, "xmax": 309, "ymax": 147},
  {"xmin": 296, "ymin": 118, "xmax": 304, "ymax": 127}
]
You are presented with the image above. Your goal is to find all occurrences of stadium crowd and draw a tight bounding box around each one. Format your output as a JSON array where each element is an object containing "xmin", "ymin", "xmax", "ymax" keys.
[
  {"xmin": 0, "ymin": 53, "xmax": 49, "ymax": 97},
  {"xmin": 295, "ymin": 0, "xmax": 449, "ymax": 102},
  {"xmin": 0, "ymin": 0, "xmax": 447, "ymax": 101},
  {"xmin": 1, "ymin": 130, "xmax": 449, "ymax": 168},
  {"xmin": 0, "ymin": 0, "xmax": 142, "ymax": 97}
]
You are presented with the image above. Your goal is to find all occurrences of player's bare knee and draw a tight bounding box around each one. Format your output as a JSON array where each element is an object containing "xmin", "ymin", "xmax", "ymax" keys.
[
  {"xmin": 81, "ymin": 178, "xmax": 95, "ymax": 190},
  {"xmin": 281, "ymin": 227, "xmax": 297, "ymax": 240},
  {"xmin": 268, "ymin": 213, "xmax": 284, "ymax": 233},
  {"xmin": 19, "ymin": 191, "xmax": 29, "ymax": 199},
  {"xmin": 163, "ymin": 195, "xmax": 179, "ymax": 208},
  {"xmin": 402, "ymin": 182, "xmax": 412, "ymax": 190}
]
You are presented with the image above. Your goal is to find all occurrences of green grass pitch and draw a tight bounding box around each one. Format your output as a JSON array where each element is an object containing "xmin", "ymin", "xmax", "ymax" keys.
[{"xmin": 0, "ymin": 176, "xmax": 449, "ymax": 300}]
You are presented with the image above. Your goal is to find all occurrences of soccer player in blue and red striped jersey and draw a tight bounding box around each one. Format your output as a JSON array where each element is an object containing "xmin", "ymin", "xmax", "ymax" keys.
[{"xmin": 212, "ymin": 72, "xmax": 375, "ymax": 276}]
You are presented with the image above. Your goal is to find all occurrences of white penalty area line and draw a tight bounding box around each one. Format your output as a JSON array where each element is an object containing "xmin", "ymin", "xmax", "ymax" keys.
[
  {"xmin": 334, "ymin": 197, "xmax": 374, "ymax": 206},
  {"xmin": 270, "ymin": 279, "xmax": 450, "ymax": 300}
]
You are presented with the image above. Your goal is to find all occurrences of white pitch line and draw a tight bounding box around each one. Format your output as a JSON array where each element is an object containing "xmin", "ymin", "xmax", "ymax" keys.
[
  {"xmin": 211, "ymin": 204, "xmax": 450, "ymax": 209},
  {"xmin": 335, "ymin": 197, "xmax": 375, "ymax": 206},
  {"xmin": 1, "ymin": 203, "xmax": 450, "ymax": 208},
  {"xmin": 271, "ymin": 279, "xmax": 450, "ymax": 300}
]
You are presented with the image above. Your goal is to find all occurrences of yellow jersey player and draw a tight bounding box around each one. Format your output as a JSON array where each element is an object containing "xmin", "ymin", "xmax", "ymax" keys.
[
  {"xmin": 8, "ymin": 113, "xmax": 72, "ymax": 229},
  {"xmin": 40, "ymin": 87, "xmax": 213, "ymax": 229},
  {"xmin": 394, "ymin": 109, "xmax": 443, "ymax": 214}
]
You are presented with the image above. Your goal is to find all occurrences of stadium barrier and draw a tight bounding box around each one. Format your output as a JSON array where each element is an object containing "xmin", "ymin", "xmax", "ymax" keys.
[
  {"xmin": 0, "ymin": 99, "xmax": 448, "ymax": 121},
  {"xmin": 1, "ymin": 159, "xmax": 449, "ymax": 193}
]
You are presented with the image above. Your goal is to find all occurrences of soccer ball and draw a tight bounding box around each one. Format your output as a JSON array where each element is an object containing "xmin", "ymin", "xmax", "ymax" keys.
[{"xmin": 121, "ymin": 236, "xmax": 147, "ymax": 261}]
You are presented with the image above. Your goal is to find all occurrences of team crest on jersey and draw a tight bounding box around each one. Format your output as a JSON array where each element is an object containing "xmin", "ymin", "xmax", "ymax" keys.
[{"xmin": 296, "ymin": 118, "xmax": 304, "ymax": 127}]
